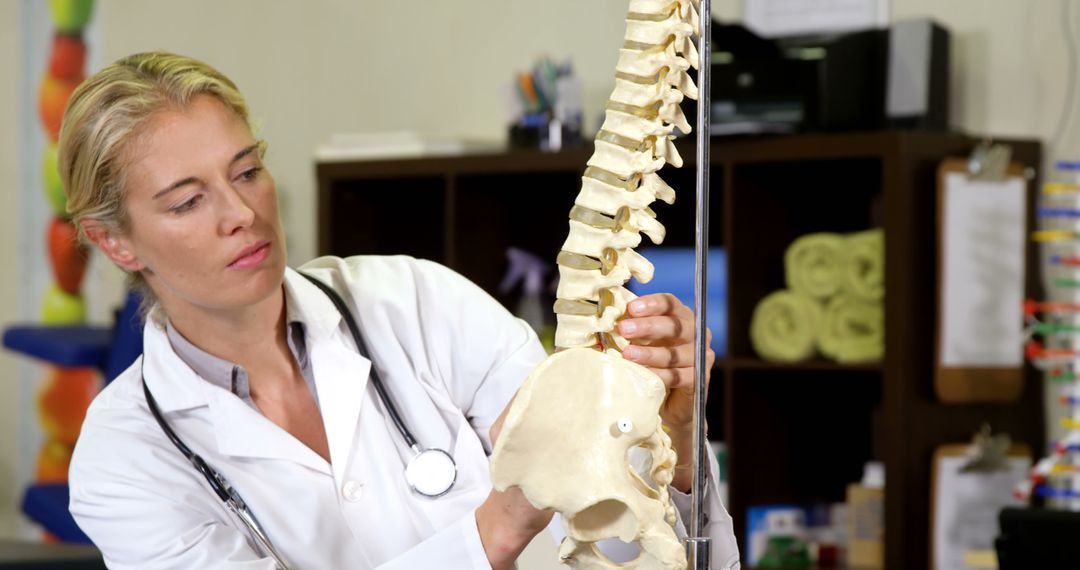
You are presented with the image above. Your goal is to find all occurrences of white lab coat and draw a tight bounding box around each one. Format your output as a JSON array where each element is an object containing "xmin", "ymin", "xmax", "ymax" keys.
[{"xmin": 69, "ymin": 255, "xmax": 740, "ymax": 569}]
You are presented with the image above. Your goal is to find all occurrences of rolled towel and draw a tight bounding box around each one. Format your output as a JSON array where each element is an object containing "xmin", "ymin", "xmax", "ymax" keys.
[
  {"xmin": 840, "ymin": 229, "xmax": 884, "ymax": 303},
  {"xmin": 785, "ymin": 233, "xmax": 844, "ymax": 300},
  {"xmin": 818, "ymin": 295, "xmax": 884, "ymax": 364},
  {"xmin": 750, "ymin": 290, "xmax": 822, "ymax": 363}
]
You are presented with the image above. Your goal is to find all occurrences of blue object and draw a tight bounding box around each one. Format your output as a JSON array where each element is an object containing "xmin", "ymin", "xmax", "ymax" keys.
[
  {"xmin": 627, "ymin": 247, "xmax": 727, "ymax": 358},
  {"xmin": 1038, "ymin": 207, "xmax": 1080, "ymax": 218},
  {"xmin": 746, "ymin": 504, "xmax": 807, "ymax": 567},
  {"xmin": 2, "ymin": 327, "xmax": 112, "ymax": 371},
  {"xmin": 21, "ymin": 485, "xmax": 90, "ymax": 543},
  {"xmin": 3, "ymin": 291, "xmax": 144, "ymax": 544}
]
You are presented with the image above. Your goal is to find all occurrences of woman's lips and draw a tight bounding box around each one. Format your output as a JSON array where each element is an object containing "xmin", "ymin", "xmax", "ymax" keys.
[{"xmin": 228, "ymin": 241, "xmax": 271, "ymax": 269}]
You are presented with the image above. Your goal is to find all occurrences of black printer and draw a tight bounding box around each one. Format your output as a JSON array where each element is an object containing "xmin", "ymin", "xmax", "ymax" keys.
[{"xmin": 704, "ymin": 21, "xmax": 949, "ymax": 134}]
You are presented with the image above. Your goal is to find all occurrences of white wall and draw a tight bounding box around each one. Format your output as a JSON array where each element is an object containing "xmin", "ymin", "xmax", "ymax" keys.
[
  {"xmin": 0, "ymin": 0, "xmax": 25, "ymax": 541},
  {"xmin": 92, "ymin": 0, "xmax": 740, "ymax": 265}
]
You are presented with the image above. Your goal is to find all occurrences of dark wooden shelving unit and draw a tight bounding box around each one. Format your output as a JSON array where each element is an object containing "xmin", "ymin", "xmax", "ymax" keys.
[{"xmin": 316, "ymin": 131, "xmax": 1044, "ymax": 570}]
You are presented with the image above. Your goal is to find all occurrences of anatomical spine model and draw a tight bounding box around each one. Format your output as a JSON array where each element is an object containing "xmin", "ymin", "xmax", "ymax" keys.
[{"xmin": 490, "ymin": 1, "xmax": 701, "ymax": 568}]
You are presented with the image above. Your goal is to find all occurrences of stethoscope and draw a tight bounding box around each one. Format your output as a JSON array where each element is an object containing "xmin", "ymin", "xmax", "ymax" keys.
[{"xmin": 142, "ymin": 272, "xmax": 458, "ymax": 569}]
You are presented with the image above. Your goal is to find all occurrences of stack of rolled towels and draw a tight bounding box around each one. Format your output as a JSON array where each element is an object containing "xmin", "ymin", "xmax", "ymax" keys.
[{"xmin": 750, "ymin": 229, "xmax": 884, "ymax": 364}]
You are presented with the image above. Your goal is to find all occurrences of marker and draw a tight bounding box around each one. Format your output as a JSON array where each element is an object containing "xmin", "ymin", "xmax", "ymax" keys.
[
  {"xmin": 1039, "ymin": 207, "xmax": 1080, "ymax": 218},
  {"xmin": 1026, "ymin": 340, "xmax": 1079, "ymax": 359},
  {"xmin": 1025, "ymin": 299, "xmax": 1080, "ymax": 315},
  {"xmin": 1044, "ymin": 182, "xmax": 1080, "ymax": 194},
  {"xmin": 1034, "ymin": 486, "xmax": 1080, "ymax": 499},
  {"xmin": 1050, "ymin": 255, "xmax": 1080, "ymax": 266},
  {"xmin": 1033, "ymin": 229, "xmax": 1080, "ymax": 242},
  {"xmin": 1031, "ymin": 323, "xmax": 1080, "ymax": 335},
  {"xmin": 1053, "ymin": 278, "xmax": 1080, "ymax": 288}
]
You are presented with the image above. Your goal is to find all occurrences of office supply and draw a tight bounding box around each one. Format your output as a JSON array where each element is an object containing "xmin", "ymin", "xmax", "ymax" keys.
[
  {"xmin": 886, "ymin": 18, "xmax": 950, "ymax": 130},
  {"xmin": 930, "ymin": 433, "xmax": 1030, "ymax": 570},
  {"xmin": 711, "ymin": 24, "xmax": 888, "ymax": 132},
  {"xmin": 934, "ymin": 151, "xmax": 1029, "ymax": 402}
]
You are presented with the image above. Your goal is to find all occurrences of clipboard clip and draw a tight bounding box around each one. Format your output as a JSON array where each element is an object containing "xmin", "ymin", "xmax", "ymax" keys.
[
  {"xmin": 961, "ymin": 423, "xmax": 1013, "ymax": 473},
  {"xmin": 967, "ymin": 140, "xmax": 1013, "ymax": 182}
]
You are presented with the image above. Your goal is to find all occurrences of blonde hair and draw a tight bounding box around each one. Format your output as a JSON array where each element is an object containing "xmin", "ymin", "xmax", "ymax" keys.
[{"xmin": 57, "ymin": 52, "xmax": 253, "ymax": 318}]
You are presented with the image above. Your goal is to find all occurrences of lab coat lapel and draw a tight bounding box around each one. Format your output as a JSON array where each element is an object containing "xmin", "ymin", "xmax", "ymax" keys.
[
  {"xmin": 310, "ymin": 334, "xmax": 371, "ymax": 483},
  {"xmin": 284, "ymin": 267, "xmax": 372, "ymax": 483},
  {"xmin": 209, "ymin": 390, "xmax": 331, "ymax": 475},
  {"xmin": 142, "ymin": 310, "xmax": 332, "ymax": 473}
]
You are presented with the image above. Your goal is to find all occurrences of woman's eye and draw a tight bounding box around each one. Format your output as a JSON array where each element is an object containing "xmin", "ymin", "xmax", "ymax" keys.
[
  {"xmin": 171, "ymin": 195, "xmax": 202, "ymax": 214},
  {"xmin": 239, "ymin": 166, "xmax": 263, "ymax": 182}
]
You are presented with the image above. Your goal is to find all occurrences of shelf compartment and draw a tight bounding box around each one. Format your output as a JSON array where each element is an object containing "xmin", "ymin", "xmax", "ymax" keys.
[
  {"xmin": 726, "ymin": 158, "xmax": 884, "ymax": 361},
  {"xmin": 726, "ymin": 368, "xmax": 882, "ymax": 550},
  {"xmin": 323, "ymin": 177, "xmax": 447, "ymax": 263}
]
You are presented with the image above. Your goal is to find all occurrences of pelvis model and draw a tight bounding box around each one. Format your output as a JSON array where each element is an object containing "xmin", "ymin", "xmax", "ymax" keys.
[{"xmin": 490, "ymin": 1, "xmax": 701, "ymax": 568}]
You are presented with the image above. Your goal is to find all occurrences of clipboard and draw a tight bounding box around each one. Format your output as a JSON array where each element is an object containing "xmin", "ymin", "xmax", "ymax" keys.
[
  {"xmin": 934, "ymin": 144, "xmax": 1030, "ymax": 403},
  {"xmin": 929, "ymin": 428, "xmax": 1031, "ymax": 570}
]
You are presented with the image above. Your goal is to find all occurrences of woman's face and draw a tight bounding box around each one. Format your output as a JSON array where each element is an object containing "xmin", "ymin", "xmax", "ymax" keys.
[{"xmin": 113, "ymin": 94, "xmax": 287, "ymax": 315}]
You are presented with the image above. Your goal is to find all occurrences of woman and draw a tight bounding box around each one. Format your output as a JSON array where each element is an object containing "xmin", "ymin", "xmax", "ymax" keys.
[{"xmin": 63, "ymin": 52, "xmax": 738, "ymax": 569}]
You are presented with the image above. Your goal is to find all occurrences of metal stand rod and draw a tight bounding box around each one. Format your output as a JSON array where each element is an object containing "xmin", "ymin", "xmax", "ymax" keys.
[{"xmin": 688, "ymin": 0, "xmax": 712, "ymax": 568}]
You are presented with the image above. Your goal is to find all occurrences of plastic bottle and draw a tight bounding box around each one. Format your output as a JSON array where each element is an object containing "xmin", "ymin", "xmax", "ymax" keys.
[{"xmin": 499, "ymin": 248, "xmax": 555, "ymax": 351}]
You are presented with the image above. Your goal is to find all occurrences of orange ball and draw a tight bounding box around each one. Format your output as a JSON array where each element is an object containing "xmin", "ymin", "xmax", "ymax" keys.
[
  {"xmin": 38, "ymin": 73, "xmax": 82, "ymax": 142},
  {"xmin": 34, "ymin": 438, "xmax": 74, "ymax": 483},
  {"xmin": 37, "ymin": 367, "xmax": 99, "ymax": 445}
]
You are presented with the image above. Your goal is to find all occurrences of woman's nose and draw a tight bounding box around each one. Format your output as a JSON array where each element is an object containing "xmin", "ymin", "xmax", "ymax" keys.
[{"xmin": 218, "ymin": 183, "xmax": 256, "ymax": 235}]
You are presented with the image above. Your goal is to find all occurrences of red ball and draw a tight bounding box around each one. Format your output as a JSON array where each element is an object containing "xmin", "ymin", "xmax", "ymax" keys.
[
  {"xmin": 48, "ymin": 33, "xmax": 86, "ymax": 79},
  {"xmin": 48, "ymin": 217, "xmax": 88, "ymax": 295}
]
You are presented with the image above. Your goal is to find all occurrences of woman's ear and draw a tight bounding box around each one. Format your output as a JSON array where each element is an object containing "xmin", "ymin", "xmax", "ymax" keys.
[{"xmin": 80, "ymin": 220, "xmax": 144, "ymax": 272}]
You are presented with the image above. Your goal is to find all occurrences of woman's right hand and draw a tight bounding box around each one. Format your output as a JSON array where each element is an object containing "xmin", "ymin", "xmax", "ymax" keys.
[{"xmin": 476, "ymin": 394, "xmax": 554, "ymax": 570}]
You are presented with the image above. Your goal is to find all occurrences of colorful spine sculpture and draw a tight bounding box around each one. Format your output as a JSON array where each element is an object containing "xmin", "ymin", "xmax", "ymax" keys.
[
  {"xmin": 33, "ymin": 0, "xmax": 97, "ymax": 499},
  {"xmin": 1017, "ymin": 162, "xmax": 1080, "ymax": 509}
]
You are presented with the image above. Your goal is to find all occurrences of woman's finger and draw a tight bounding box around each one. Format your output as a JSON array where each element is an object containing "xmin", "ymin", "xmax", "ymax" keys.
[
  {"xmin": 627, "ymin": 293, "xmax": 693, "ymax": 319},
  {"xmin": 624, "ymin": 342, "xmax": 716, "ymax": 371},
  {"xmin": 618, "ymin": 315, "xmax": 693, "ymax": 344}
]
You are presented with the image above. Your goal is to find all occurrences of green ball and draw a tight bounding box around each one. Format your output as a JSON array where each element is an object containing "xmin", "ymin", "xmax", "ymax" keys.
[
  {"xmin": 41, "ymin": 284, "xmax": 85, "ymax": 325},
  {"xmin": 49, "ymin": 0, "xmax": 94, "ymax": 34},
  {"xmin": 42, "ymin": 144, "xmax": 67, "ymax": 217}
]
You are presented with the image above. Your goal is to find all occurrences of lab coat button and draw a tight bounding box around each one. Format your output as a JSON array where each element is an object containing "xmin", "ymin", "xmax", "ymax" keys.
[{"xmin": 342, "ymin": 480, "xmax": 363, "ymax": 502}]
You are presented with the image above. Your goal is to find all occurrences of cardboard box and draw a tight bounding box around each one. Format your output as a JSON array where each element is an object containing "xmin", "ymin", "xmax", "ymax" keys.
[{"xmin": 847, "ymin": 483, "xmax": 884, "ymax": 568}]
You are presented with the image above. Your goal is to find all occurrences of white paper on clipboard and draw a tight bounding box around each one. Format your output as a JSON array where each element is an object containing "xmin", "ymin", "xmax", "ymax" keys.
[
  {"xmin": 939, "ymin": 171, "xmax": 1026, "ymax": 367},
  {"xmin": 932, "ymin": 455, "xmax": 1030, "ymax": 570}
]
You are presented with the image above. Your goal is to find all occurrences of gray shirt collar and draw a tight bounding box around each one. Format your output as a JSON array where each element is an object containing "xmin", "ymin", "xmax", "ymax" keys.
[{"xmin": 164, "ymin": 290, "xmax": 318, "ymax": 410}]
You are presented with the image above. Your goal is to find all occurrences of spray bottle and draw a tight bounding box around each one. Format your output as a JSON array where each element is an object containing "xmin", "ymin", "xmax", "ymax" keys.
[{"xmin": 498, "ymin": 247, "xmax": 555, "ymax": 352}]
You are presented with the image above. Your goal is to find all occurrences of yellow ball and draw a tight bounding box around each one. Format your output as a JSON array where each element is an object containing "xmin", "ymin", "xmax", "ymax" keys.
[
  {"xmin": 40, "ymin": 283, "xmax": 85, "ymax": 325},
  {"xmin": 49, "ymin": 0, "xmax": 94, "ymax": 34},
  {"xmin": 42, "ymin": 144, "xmax": 67, "ymax": 217}
]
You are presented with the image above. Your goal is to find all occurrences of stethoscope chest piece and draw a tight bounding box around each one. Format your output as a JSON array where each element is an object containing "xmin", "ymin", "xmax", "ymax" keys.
[{"xmin": 405, "ymin": 447, "xmax": 457, "ymax": 498}]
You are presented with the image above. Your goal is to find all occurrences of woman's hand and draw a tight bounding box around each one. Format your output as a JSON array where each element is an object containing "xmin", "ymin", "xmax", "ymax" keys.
[
  {"xmin": 476, "ymin": 402, "xmax": 554, "ymax": 570},
  {"xmin": 616, "ymin": 293, "xmax": 714, "ymax": 491}
]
